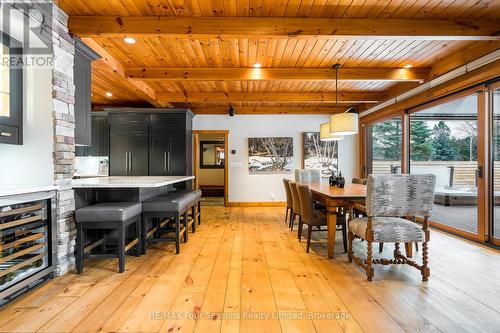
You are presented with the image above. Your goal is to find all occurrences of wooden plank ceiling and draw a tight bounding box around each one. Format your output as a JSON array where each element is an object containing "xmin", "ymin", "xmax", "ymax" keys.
[{"xmin": 59, "ymin": 0, "xmax": 500, "ymax": 114}]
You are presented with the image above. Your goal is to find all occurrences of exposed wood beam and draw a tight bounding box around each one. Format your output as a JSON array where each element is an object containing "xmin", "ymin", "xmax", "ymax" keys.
[
  {"xmin": 69, "ymin": 17, "xmax": 500, "ymax": 40},
  {"xmin": 157, "ymin": 92, "xmax": 383, "ymax": 104},
  {"xmin": 191, "ymin": 106, "xmax": 349, "ymax": 115},
  {"xmin": 430, "ymin": 41, "xmax": 500, "ymax": 78},
  {"xmin": 81, "ymin": 38, "xmax": 172, "ymax": 108},
  {"xmin": 127, "ymin": 67, "xmax": 429, "ymax": 82}
]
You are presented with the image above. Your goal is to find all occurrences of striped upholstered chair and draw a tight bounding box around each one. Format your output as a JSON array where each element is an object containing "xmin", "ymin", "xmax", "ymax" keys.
[{"xmin": 348, "ymin": 174, "xmax": 436, "ymax": 282}]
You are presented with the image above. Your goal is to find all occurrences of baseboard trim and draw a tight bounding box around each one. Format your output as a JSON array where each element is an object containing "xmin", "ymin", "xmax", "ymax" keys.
[{"xmin": 227, "ymin": 202, "xmax": 286, "ymax": 207}]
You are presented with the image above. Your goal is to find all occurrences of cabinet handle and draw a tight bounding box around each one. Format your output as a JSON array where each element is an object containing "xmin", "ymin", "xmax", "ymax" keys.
[
  {"xmin": 164, "ymin": 152, "xmax": 167, "ymax": 173},
  {"xmin": 0, "ymin": 132, "xmax": 12, "ymax": 137},
  {"xmin": 129, "ymin": 152, "xmax": 133, "ymax": 173},
  {"xmin": 167, "ymin": 152, "xmax": 171, "ymax": 171},
  {"xmin": 125, "ymin": 152, "xmax": 129, "ymax": 172}
]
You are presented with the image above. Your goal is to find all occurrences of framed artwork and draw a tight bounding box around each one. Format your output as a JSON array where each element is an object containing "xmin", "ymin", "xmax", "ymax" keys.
[
  {"xmin": 248, "ymin": 137, "xmax": 294, "ymax": 173},
  {"xmin": 302, "ymin": 132, "xmax": 338, "ymax": 178}
]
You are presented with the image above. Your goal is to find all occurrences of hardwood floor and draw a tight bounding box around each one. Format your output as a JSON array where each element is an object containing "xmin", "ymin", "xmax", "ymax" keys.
[{"xmin": 1, "ymin": 206, "xmax": 499, "ymax": 333}]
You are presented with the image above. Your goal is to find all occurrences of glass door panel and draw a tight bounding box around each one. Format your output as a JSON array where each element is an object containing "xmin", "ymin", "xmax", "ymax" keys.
[
  {"xmin": 368, "ymin": 117, "xmax": 403, "ymax": 175},
  {"xmin": 410, "ymin": 94, "xmax": 480, "ymax": 236},
  {"xmin": 492, "ymin": 87, "xmax": 500, "ymax": 241}
]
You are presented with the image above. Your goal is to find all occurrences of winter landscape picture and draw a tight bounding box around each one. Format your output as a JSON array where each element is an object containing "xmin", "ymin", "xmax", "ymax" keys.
[
  {"xmin": 248, "ymin": 137, "xmax": 294, "ymax": 173},
  {"xmin": 303, "ymin": 132, "xmax": 338, "ymax": 178}
]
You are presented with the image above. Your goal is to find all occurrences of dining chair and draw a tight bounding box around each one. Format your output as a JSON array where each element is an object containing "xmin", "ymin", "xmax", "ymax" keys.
[
  {"xmin": 349, "ymin": 177, "xmax": 419, "ymax": 256},
  {"xmin": 297, "ymin": 184, "xmax": 347, "ymax": 253},
  {"xmin": 283, "ymin": 179, "xmax": 293, "ymax": 225},
  {"xmin": 295, "ymin": 169, "xmax": 321, "ymax": 183},
  {"xmin": 348, "ymin": 174, "xmax": 436, "ymax": 281},
  {"xmin": 288, "ymin": 181, "xmax": 302, "ymax": 231}
]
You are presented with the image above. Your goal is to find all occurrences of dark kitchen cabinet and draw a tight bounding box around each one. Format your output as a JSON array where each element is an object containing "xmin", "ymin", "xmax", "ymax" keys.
[
  {"xmin": 107, "ymin": 109, "xmax": 194, "ymax": 178},
  {"xmin": 109, "ymin": 134, "xmax": 148, "ymax": 176},
  {"xmin": 149, "ymin": 130, "xmax": 185, "ymax": 176},
  {"xmin": 74, "ymin": 39, "xmax": 100, "ymax": 146},
  {"xmin": 75, "ymin": 114, "xmax": 109, "ymax": 157}
]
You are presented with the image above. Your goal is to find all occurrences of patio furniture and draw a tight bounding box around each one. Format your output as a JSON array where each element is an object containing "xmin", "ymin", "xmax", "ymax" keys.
[{"xmin": 348, "ymin": 174, "xmax": 436, "ymax": 281}]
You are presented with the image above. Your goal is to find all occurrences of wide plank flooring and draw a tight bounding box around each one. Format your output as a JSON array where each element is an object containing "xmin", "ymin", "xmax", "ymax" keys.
[{"xmin": 1, "ymin": 206, "xmax": 499, "ymax": 333}]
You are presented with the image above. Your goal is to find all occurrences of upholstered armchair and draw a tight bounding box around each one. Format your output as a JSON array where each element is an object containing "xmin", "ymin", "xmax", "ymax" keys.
[
  {"xmin": 294, "ymin": 169, "xmax": 321, "ymax": 183},
  {"xmin": 348, "ymin": 174, "xmax": 436, "ymax": 281}
]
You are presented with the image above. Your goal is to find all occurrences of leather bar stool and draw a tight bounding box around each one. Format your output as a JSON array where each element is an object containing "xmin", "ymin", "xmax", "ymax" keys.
[
  {"xmin": 142, "ymin": 192, "xmax": 193, "ymax": 254},
  {"xmin": 75, "ymin": 202, "xmax": 142, "ymax": 273}
]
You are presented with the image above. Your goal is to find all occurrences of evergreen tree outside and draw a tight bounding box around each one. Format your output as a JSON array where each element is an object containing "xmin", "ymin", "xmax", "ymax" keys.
[
  {"xmin": 431, "ymin": 121, "xmax": 458, "ymax": 161},
  {"xmin": 371, "ymin": 119, "xmax": 402, "ymax": 161},
  {"xmin": 410, "ymin": 120, "xmax": 433, "ymax": 161}
]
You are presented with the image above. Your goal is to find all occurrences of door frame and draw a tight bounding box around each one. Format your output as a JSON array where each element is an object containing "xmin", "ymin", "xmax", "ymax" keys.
[
  {"xmin": 488, "ymin": 80, "xmax": 500, "ymax": 246},
  {"xmin": 192, "ymin": 130, "xmax": 229, "ymax": 207}
]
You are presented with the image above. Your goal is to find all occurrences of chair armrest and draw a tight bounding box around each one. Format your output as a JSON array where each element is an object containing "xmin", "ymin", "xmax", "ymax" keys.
[{"xmin": 352, "ymin": 202, "xmax": 367, "ymax": 213}]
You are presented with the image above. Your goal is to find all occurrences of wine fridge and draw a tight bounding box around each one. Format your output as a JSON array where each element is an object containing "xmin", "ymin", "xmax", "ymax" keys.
[{"xmin": 0, "ymin": 190, "xmax": 56, "ymax": 303}]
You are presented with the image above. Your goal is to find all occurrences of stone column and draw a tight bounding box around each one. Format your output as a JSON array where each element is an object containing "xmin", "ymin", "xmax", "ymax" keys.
[{"xmin": 51, "ymin": 5, "xmax": 76, "ymax": 276}]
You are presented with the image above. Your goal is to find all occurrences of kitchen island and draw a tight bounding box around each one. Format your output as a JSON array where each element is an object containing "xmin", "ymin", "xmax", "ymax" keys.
[{"xmin": 73, "ymin": 176, "xmax": 195, "ymax": 209}]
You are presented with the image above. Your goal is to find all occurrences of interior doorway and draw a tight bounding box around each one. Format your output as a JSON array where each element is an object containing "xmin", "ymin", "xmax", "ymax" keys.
[{"xmin": 193, "ymin": 130, "xmax": 229, "ymax": 207}]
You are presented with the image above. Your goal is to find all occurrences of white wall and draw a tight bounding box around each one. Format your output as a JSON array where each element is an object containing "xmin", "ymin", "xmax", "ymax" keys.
[
  {"xmin": 193, "ymin": 115, "xmax": 358, "ymax": 203},
  {"xmin": 0, "ymin": 67, "xmax": 54, "ymax": 188}
]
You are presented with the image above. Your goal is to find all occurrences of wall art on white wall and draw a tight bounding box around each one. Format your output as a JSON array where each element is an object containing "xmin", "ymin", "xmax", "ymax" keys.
[
  {"xmin": 248, "ymin": 137, "xmax": 294, "ymax": 173},
  {"xmin": 302, "ymin": 132, "xmax": 338, "ymax": 178}
]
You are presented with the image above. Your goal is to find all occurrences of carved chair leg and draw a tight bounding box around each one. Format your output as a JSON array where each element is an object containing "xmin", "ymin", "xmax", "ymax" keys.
[
  {"xmin": 422, "ymin": 241, "xmax": 430, "ymax": 281},
  {"xmin": 404, "ymin": 242, "xmax": 413, "ymax": 258},
  {"xmin": 348, "ymin": 231, "xmax": 354, "ymax": 263},
  {"xmin": 366, "ymin": 240, "xmax": 374, "ymax": 281},
  {"xmin": 394, "ymin": 242, "xmax": 400, "ymax": 258}
]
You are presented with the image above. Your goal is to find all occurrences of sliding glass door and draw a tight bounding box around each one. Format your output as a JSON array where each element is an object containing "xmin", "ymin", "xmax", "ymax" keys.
[
  {"xmin": 491, "ymin": 83, "xmax": 500, "ymax": 244},
  {"xmin": 365, "ymin": 117, "xmax": 403, "ymax": 175},
  {"xmin": 409, "ymin": 93, "xmax": 483, "ymax": 239}
]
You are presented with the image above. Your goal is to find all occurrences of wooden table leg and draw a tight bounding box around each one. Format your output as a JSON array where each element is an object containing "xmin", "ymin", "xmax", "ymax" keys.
[{"xmin": 327, "ymin": 208, "xmax": 337, "ymax": 259}]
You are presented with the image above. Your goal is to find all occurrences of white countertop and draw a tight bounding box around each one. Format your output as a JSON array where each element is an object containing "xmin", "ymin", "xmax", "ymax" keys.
[
  {"xmin": 72, "ymin": 176, "xmax": 195, "ymax": 189},
  {"xmin": 0, "ymin": 185, "xmax": 59, "ymax": 197}
]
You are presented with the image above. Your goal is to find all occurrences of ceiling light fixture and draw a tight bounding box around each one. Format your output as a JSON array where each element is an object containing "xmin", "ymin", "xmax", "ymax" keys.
[
  {"xmin": 320, "ymin": 123, "xmax": 344, "ymax": 141},
  {"xmin": 329, "ymin": 63, "xmax": 359, "ymax": 135},
  {"xmin": 229, "ymin": 105, "xmax": 235, "ymax": 117},
  {"xmin": 253, "ymin": 63, "xmax": 262, "ymax": 68},
  {"xmin": 105, "ymin": 92, "xmax": 113, "ymax": 97},
  {"xmin": 124, "ymin": 37, "xmax": 136, "ymax": 44}
]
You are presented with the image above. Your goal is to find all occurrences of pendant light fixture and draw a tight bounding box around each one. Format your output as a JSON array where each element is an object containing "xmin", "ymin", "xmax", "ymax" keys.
[
  {"xmin": 320, "ymin": 123, "xmax": 343, "ymax": 141},
  {"xmin": 329, "ymin": 63, "xmax": 359, "ymax": 135}
]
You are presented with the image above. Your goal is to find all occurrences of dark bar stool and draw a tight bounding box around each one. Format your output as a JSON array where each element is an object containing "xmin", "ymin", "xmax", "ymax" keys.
[
  {"xmin": 75, "ymin": 202, "xmax": 142, "ymax": 273},
  {"xmin": 142, "ymin": 192, "xmax": 193, "ymax": 254},
  {"xmin": 192, "ymin": 189, "xmax": 202, "ymax": 225}
]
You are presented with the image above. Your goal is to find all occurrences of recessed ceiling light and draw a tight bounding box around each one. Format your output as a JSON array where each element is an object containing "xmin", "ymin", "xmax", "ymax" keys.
[
  {"xmin": 253, "ymin": 63, "xmax": 262, "ymax": 68},
  {"xmin": 124, "ymin": 37, "xmax": 136, "ymax": 44},
  {"xmin": 105, "ymin": 92, "xmax": 113, "ymax": 97},
  {"xmin": 404, "ymin": 64, "xmax": 413, "ymax": 69}
]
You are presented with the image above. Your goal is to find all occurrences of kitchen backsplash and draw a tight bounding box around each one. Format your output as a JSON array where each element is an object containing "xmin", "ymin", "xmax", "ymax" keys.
[{"xmin": 75, "ymin": 156, "xmax": 109, "ymax": 177}]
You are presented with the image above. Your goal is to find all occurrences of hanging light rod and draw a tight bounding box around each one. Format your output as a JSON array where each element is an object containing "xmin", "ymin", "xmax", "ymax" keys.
[{"xmin": 329, "ymin": 63, "xmax": 359, "ymax": 135}]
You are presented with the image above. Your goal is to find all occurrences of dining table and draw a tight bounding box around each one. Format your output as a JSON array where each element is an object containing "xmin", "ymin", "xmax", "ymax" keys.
[{"xmin": 307, "ymin": 182, "xmax": 367, "ymax": 259}]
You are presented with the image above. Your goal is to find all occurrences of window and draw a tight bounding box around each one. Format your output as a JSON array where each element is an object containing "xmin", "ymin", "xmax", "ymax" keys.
[
  {"xmin": 0, "ymin": 44, "xmax": 10, "ymax": 118},
  {"xmin": 409, "ymin": 94, "xmax": 478, "ymax": 234},
  {"xmin": 367, "ymin": 117, "xmax": 402, "ymax": 175}
]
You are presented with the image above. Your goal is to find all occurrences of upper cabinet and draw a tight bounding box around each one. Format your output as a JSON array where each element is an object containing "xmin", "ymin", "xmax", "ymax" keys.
[
  {"xmin": 107, "ymin": 109, "xmax": 194, "ymax": 178},
  {"xmin": 73, "ymin": 38, "xmax": 100, "ymax": 146},
  {"xmin": 0, "ymin": 34, "xmax": 23, "ymax": 145}
]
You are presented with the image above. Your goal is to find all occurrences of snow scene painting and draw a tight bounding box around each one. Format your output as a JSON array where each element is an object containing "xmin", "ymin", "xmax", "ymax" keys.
[
  {"xmin": 303, "ymin": 132, "xmax": 338, "ymax": 178},
  {"xmin": 248, "ymin": 137, "xmax": 294, "ymax": 173}
]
